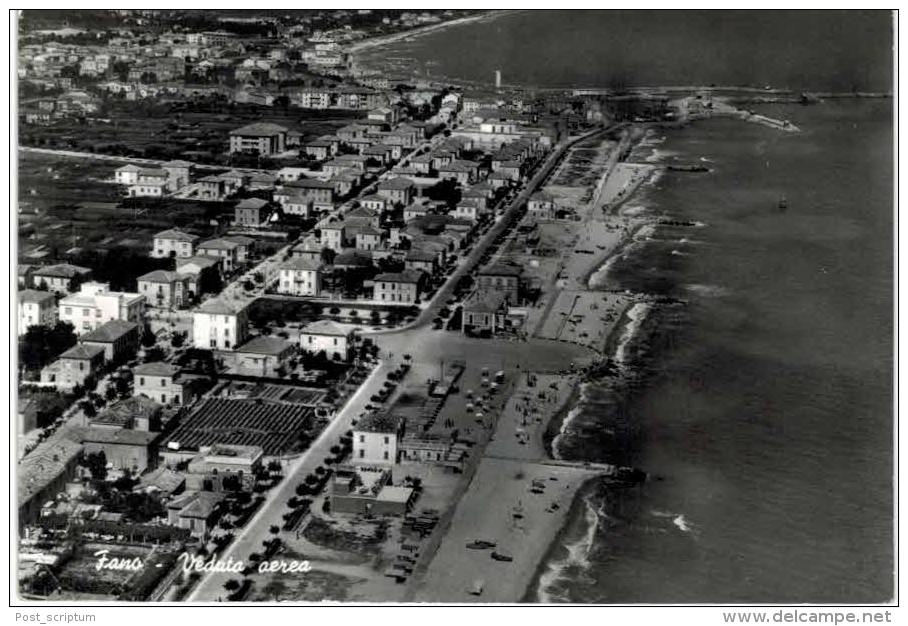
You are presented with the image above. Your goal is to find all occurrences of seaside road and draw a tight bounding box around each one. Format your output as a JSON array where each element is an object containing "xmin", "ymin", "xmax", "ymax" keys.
[
  {"xmin": 185, "ymin": 360, "xmax": 391, "ymax": 602},
  {"xmin": 371, "ymin": 128, "xmax": 609, "ymax": 337}
]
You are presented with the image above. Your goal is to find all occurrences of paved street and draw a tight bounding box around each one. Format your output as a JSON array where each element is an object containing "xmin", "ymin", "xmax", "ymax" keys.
[{"xmin": 186, "ymin": 359, "xmax": 391, "ymax": 601}]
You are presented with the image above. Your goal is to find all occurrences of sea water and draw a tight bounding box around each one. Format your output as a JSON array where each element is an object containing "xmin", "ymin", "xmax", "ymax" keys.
[{"xmin": 537, "ymin": 100, "xmax": 893, "ymax": 603}]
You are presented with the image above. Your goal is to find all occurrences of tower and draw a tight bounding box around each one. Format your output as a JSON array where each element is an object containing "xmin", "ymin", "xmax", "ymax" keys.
[{"xmin": 495, "ymin": 70, "xmax": 502, "ymax": 89}]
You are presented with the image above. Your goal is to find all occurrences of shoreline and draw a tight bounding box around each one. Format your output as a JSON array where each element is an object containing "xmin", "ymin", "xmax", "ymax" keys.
[{"xmin": 348, "ymin": 9, "xmax": 517, "ymax": 55}]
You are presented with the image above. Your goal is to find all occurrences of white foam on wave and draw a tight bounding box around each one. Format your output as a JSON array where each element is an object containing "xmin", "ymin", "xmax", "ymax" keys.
[
  {"xmin": 684, "ymin": 283, "xmax": 729, "ymax": 297},
  {"xmin": 673, "ymin": 515, "xmax": 693, "ymax": 533},
  {"xmin": 634, "ymin": 224, "xmax": 656, "ymax": 242},
  {"xmin": 551, "ymin": 382, "xmax": 589, "ymax": 460},
  {"xmin": 645, "ymin": 148, "xmax": 679, "ymax": 163},
  {"xmin": 619, "ymin": 204, "xmax": 649, "ymax": 217},
  {"xmin": 652, "ymin": 510, "xmax": 696, "ymax": 534},
  {"xmin": 670, "ymin": 249, "xmax": 689, "ymax": 256},
  {"xmin": 536, "ymin": 495, "xmax": 604, "ymax": 602},
  {"xmin": 614, "ymin": 302, "xmax": 650, "ymax": 367}
]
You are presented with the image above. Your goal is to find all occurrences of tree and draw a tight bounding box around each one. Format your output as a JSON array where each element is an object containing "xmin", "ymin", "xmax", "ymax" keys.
[
  {"xmin": 84, "ymin": 451, "xmax": 107, "ymax": 480},
  {"xmin": 170, "ymin": 332, "xmax": 186, "ymax": 348},
  {"xmin": 319, "ymin": 247, "xmax": 336, "ymax": 266},
  {"xmin": 141, "ymin": 324, "xmax": 157, "ymax": 348},
  {"xmin": 18, "ymin": 322, "xmax": 77, "ymax": 371},
  {"xmin": 80, "ymin": 400, "xmax": 97, "ymax": 418},
  {"xmin": 224, "ymin": 579, "xmax": 240, "ymax": 592},
  {"xmin": 269, "ymin": 525, "xmax": 280, "ymax": 535}
]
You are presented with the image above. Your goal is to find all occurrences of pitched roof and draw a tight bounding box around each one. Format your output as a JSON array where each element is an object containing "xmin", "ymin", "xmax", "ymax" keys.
[
  {"xmin": 230, "ymin": 122, "xmax": 288, "ymax": 137},
  {"xmin": 374, "ymin": 270, "xmax": 423, "ymax": 284},
  {"xmin": 464, "ymin": 289, "xmax": 509, "ymax": 313},
  {"xmin": 59, "ymin": 343, "xmax": 106, "ymax": 360},
  {"xmin": 33, "ymin": 263, "xmax": 91, "ymax": 279},
  {"xmin": 236, "ymin": 335, "xmax": 293, "ymax": 356},
  {"xmin": 479, "ymin": 263, "xmax": 522, "ymax": 277},
  {"xmin": 355, "ymin": 412, "xmax": 402, "ymax": 434},
  {"xmin": 286, "ymin": 178, "xmax": 335, "ymax": 190},
  {"xmin": 301, "ymin": 319, "xmax": 352, "ymax": 337},
  {"xmin": 195, "ymin": 297, "xmax": 247, "ymax": 316},
  {"xmin": 81, "ymin": 320, "xmax": 139, "ymax": 343},
  {"xmin": 138, "ymin": 269, "xmax": 184, "ymax": 283},
  {"xmin": 378, "ymin": 177, "xmax": 414, "ymax": 191},
  {"xmin": 19, "ymin": 289, "xmax": 55, "ymax": 305},
  {"xmin": 280, "ymin": 257, "xmax": 323, "ymax": 271},
  {"xmin": 74, "ymin": 426, "xmax": 160, "ymax": 447},
  {"xmin": 198, "ymin": 238, "xmax": 241, "ymax": 251},
  {"xmin": 235, "ymin": 197, "xmax": 270, "ymax": 210},
  {"xmin": 132, "ymin": 361, "xmax": 178, "ymax": 377},
  {"xmin": 154, "ymin": 228, "xmax": 199, "ymax": 243}
]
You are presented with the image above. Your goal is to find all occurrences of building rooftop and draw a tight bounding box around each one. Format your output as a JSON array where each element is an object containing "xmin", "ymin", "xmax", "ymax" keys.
[
  {"xmin": 301, "ymin": 319, "xmax": 352, "ymax": 337},
  {"xmin": 479, "ymin": 263, "xmax": 522, "ymax": 278},
  {"xmin": 33, "ymin": 263, "xmax": 91, "ymax": 279},
  {"xmin": 19, "ymin": 289, "xmax": 55, "ymax": 305},
  {"xmin": 138, "ymin": 269, "xmax": 184, "ymax": 283},
  {"xmin": 71, "ymin": 426, "xmax": 160, "ymax": 447},
  {"xmin": 235, "ymin": 335, "xmax": 292, "ymax": 356},
  {"xmin": 355, "ymin": 412, "xmax": 403, "ymax": 434},
  {"xmin": 286, "ymin": 178, "xmax": 335, "ymax": 190},
  {"xmin": 17, "ymin": 438, "xmax": 84, "ymax": 507},
  {"xmin": 59, "ymin": 344, "xmax": 105, "ymax": 361},
  {"xmin": 198, "ymin": 238, "xmax": 241, "ymax": 251},
  {"xmin": 280, "ymin": 257, "xmax": 323, "ymax": 272},
  {"xmin": 464, "ymin": 289, "xmax": 509, "ymax": 313},
  {"xmin": 195, "ymin": 297, "xmax": 247, "ymax": 316},
  {"xmin": 81, "ymin": 320, "xmax": 138, "ymax": 344},
  {"xmin": 133, "ymin": 361, "xmax": 178, "ymax": 378},
  {"xmin": 378, "ymin": 177, "xmax": 414, "ymax": 191},
  {"xmin": 176, "ymin": 255, "xmax": 221, "ymax": 271},
  {"xmin": 235, "ymin": 197, "xmax": 270, "ymax": 210},
  {"xmin": 92, "ymin": 395, "xmax": 162, "ymax": 427},
  {"xmin": 374, "ymin": 270, "xmax": 423, "ymax": 284},
  {"xmin": 230, "ymin": 122, "xmax": 289, "ymax": 137}
]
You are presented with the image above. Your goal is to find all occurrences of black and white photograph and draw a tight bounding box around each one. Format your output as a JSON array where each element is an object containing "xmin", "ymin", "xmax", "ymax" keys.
[{"xmin": 8, "ymin": 5, "xmax": 898, "ymax": 617}]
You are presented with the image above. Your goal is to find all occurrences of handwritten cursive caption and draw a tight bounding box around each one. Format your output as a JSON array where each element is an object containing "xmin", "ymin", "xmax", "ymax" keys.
[{"xmin": 94, "ymin": 549, "xmax": 313, "ymax": 575}]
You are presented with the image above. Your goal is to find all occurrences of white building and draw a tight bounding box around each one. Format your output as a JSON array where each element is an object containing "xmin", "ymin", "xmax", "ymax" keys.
[
  {"xmin": 277, "ymin": 258, "xmax": 323, "ymax": 296},
  {"xmin": 152, "ymin": 229, "xmax": 199, "ymax": 259},
  {"xmin": 191, "ymin": 298, "xmax": 249, "ymax": 350},
  {"xmin": 352, "ymin": 413, "xmax": 402, "ymax": 465},
  {"xmin": 133, "ymin": 361, "xmax": 189, "ymax": 406},
  {"xmin": 299, "ymin": 319, "xmax": 355, "ymax": 361},
  {"xmin": 114, "ymin": 164, "xmax": 140, "ymax": 185},
  {"xmin": 320, "ymin": 224, "xmax": 345, "ymax": 252},
  {"xmin": 18, "ymin": 289, "xmax": 57, "ymax": 335},
  {"xmin": 58, "ymin": 282, "xmax": 146, "ymax": 335}
]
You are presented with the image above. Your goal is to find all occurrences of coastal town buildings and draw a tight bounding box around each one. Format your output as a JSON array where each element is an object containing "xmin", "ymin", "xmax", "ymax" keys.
[
  {"xmin": 18, "ymin": 289, "xmax": 57, "ymax": 335},
  {"xmin": 191, "ymin": 298, "xmax": 249, "ymax": 350},
  {"xmin": 58, "ymin": 282, "xmax": 146, "ymax": 335}
]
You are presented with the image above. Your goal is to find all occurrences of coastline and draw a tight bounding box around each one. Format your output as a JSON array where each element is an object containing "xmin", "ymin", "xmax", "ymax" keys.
[{"xmin": 348, "ymin": 9, "xmax": 517, "ymax": 55}]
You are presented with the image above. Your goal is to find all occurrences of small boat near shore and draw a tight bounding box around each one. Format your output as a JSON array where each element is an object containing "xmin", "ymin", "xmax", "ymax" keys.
[{"xmin": 779, "ymin": 195, "xmax": 788, "ymax": 210}]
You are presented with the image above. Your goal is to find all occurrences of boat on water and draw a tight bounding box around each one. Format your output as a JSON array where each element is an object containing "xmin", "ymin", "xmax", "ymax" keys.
[
  {"xmin": 779, "ymin": 195, "xmax": 788, "ymax": 210},
  {"xmin": 491, "ymin": 551, "xmax": 514, "ymax": 562}
]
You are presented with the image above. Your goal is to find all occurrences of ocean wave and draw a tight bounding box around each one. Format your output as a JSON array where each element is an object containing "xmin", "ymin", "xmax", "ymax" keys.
[
  {"xmin": 670, "ymin": 249, "xmax": 689, "ymax": 256},
  {"xmin": 619, "ymin": 204, "xmax": 649, "ymax": 217},
  {"xmin": 651, "ymin": 510, "xmax": 696, "ymax": 534},
  {"xmin": 673, "ymin": 515, "xmax": 694, "ymax": 533},
  {"xmin": 684, "ymin": 283, "xmax": 729, "ymax": 297},
  {"xmin": 614, "ymin": 302, "xmax": 651, "ymax": 367},
  {"xmin": 645, "ymin": 148, "xmax": 680, "ymax": 163},
  {"xmin": 536, "ymin": 495, "xmax": 604, "ymax": 602},
  {"xmin": 552, "ymin": 382, "xmax": 590, "ymax": 460}
]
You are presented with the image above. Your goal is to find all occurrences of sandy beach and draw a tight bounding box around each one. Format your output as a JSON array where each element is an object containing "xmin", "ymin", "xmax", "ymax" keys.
[{"xmin": 348, "ymin": 10, "xmax": 516, "ymax": 55}]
